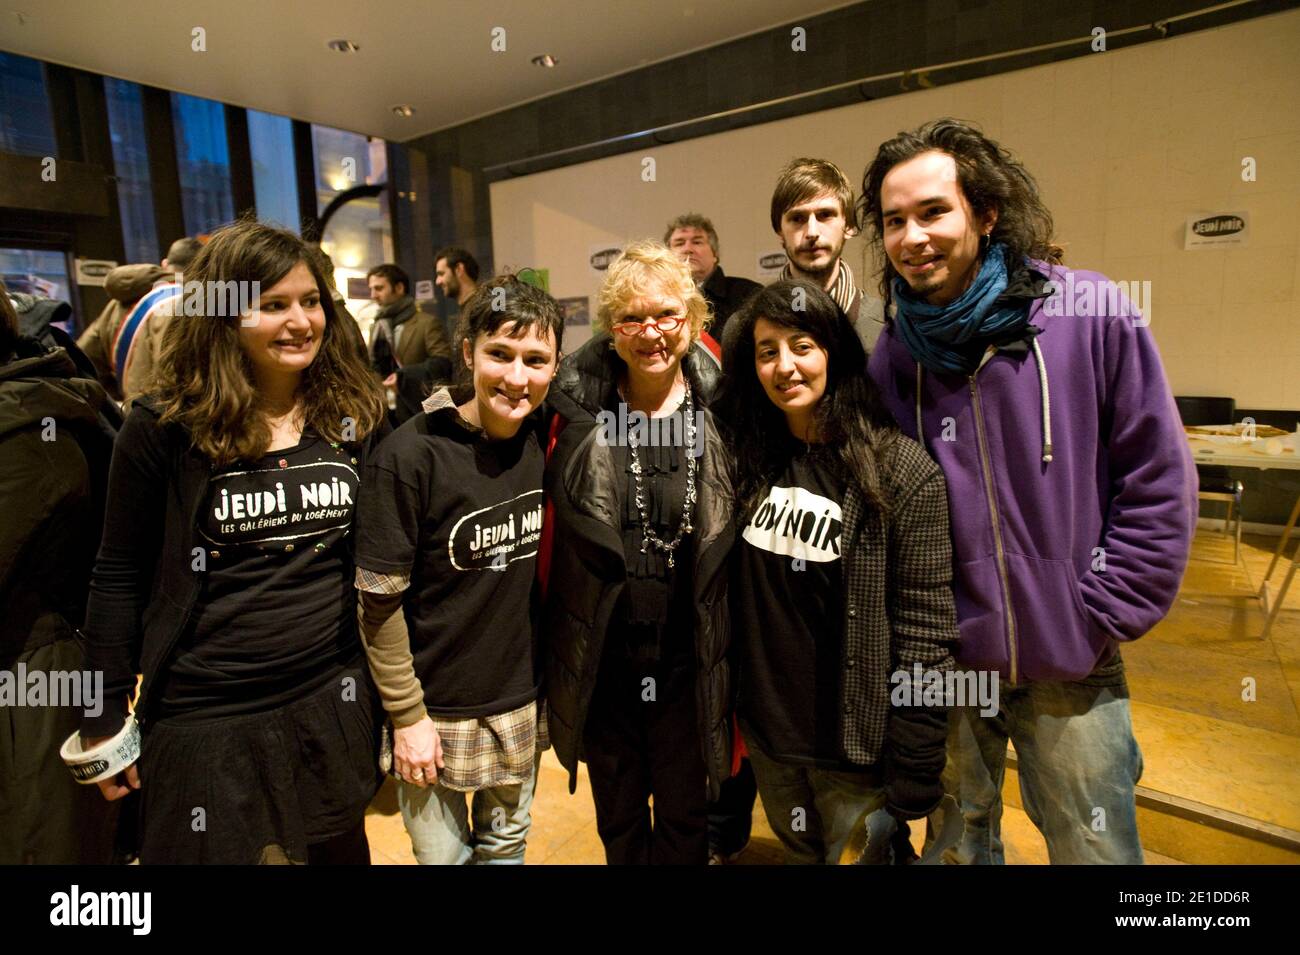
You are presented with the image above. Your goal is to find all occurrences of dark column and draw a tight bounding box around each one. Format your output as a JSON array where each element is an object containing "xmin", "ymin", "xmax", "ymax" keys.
[
  {"xmin": 141, "ymin": 85, "xmax": 185, "ymax": 250},
  {"xmin": 224, "ymin": 105, "xmax": 256, "ymax": 220},
  {"xmin": 291, "ymin": 120, "xmax": 320, "ymax": 240}
]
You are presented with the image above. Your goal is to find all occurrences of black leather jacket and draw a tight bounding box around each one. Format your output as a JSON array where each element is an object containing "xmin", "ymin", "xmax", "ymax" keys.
[{"xmin": 542, "ymin": 335, "xmax": 735, "ymax": 800}]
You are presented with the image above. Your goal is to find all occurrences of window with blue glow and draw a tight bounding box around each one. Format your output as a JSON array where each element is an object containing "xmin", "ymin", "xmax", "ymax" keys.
[
  {"xmin": 247, "ymin": 109, "xmax": 298, "ymax": 232},
  {"xmin": 105, "ymin": 78, "xmax": 159, "ymax": 264},
  {"xmin": 171, "ymin": 92, "xmax": 234, "ymax": 236}
]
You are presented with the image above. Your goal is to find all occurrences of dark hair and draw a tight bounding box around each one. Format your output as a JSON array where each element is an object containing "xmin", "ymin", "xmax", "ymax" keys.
[
  {"xmin": 717, "ymin": 279, "xmax": 897, "ymax": 517},
  {"xmin": 164, "ymin": 236, "xmax": 203, "ymax": 270},
  {"xmin": 859, "ymin": 118, "xmax": 1064, "ymax": 303},
  {"xmin": 366, "ymin": 263, "xmax": 410, "ymax": 295},
  {"xmin": 770, "ymin": 157, "xmax": 858, "ymax": 234},
  {"xmin": 663, "ymin": 213, "xmax": 719, "ymax": 257},
  {"xmin": 0, "ymin": 279, "xmax": 19, "ymax": 361},
  {"xmin": 436, "ymin": 247, "xmax": 480, "ymax": 282},
  {"xmin": 154, "ymin": 219, "xmax": 386, "ymax": 466},
  {"xmin": 452, "ymin": 273, "xmax": 565, "ymax": 393}
]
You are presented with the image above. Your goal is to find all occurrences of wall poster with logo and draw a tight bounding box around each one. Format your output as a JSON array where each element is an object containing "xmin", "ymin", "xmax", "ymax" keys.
[
  {"xmin": 75, "ymin": 259, "xmax": 118, "ymax": 286},
  {"xmin": 1184, "ymin": 211, "xmax": 1249, "ymax": 250},
  {"xmin": 757, "ymin": 250, "xmax": 787, "ymax": 278},
  {"xmin": 589, "ymin": 243, "xmax": 623, "ymax": 276}
]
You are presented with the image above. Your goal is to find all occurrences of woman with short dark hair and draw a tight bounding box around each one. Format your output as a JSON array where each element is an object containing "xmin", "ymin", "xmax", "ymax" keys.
[{"xmin": 353, "ymin": 275, "xmax": 563, "ymax": 865}]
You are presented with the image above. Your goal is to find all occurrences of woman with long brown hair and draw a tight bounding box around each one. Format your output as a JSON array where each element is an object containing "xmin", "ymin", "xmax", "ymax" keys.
[{"xmin": 73, "ymin": 219, "xmax": 390, "ymax": 864}]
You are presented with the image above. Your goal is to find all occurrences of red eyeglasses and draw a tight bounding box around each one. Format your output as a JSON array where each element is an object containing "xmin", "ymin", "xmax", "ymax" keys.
[{"xmin": 613, "ymin": 314, "xmax": 684, "ymax": 336}]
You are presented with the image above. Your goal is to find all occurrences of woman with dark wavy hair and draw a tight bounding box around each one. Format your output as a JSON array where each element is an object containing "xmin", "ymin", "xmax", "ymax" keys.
[
  {"xmin": 77, "ymin": 219, "xmax": 390, "ymax": 864},
  {"xmin": 715, "ymin": 279, "xmax": 959, "ymax": 865}
]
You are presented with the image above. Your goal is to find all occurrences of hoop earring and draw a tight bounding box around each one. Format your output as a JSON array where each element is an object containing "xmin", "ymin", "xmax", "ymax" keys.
[{"xmin": 979, "ymin": 232, "xmax": 991, "ymax": 255}]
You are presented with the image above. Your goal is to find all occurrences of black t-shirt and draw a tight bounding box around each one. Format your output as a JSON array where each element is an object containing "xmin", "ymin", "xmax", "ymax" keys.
[
  {"xmin": 734, "ymin": 437, "xmax": 852, "ymax": 767},
  {"xmin": 354, "ymin": 407, "xmax": 544, "ymax": 718},
  {"xmin": 606, "ymin": 392, "xmax": 695, "ymax": 669},
  {"xmin": 157, "ymin": 434, "xmax": 360, "ymax": 719}
]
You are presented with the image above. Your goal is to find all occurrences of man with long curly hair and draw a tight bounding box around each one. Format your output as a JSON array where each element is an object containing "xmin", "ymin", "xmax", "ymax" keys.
[{"xmin": 863, "ymin": 119, "xmax": 1196, "ymax": 865}]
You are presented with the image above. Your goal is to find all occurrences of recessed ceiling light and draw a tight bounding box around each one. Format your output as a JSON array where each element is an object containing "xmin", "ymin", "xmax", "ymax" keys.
[
  {"xmin": 327, "ymin": 39, "xmax": 360, "ymax": 53},
  {"xmin": 531, "ymin": 54, "xmax": 557, "ymax": 68},
  {"xmin": 391, "ymin": 104, "xmax": 415, "ymax": 117}
]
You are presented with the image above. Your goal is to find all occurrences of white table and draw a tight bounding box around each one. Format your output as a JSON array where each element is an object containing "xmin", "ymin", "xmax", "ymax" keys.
[{"xmin": 1186, "ymin": 433, "xmax": 1300, "ymax": 638}]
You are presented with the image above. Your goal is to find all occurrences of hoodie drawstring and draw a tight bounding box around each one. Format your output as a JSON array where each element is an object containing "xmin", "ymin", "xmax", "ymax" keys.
[
  {"xmin": 913, "ymin": 340, "xmax": 1054, "ymax": 464},
  {"xmin": 1031, "ymin": 338, "xmax": 1053, "ymax": 463}
]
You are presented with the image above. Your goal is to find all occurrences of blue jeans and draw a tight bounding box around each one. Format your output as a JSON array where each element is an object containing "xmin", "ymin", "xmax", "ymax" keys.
[
  {"xmin": 946, "ymin": 654, "xmax": 1144, "ymax": 864},
  {"xmin": 744, "ymin": 729, "xmax": 885, "ymax": 865},
  {"xmin": 396, "ymin": 752, "xmax": 542, "ymax": 865}
]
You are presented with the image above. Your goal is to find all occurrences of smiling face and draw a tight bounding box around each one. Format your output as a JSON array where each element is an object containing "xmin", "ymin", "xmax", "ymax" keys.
[
  {"xmin": 753, "ymin": 316, "xmax": 828, "ymax": 437},
  {"xmin": 460, "ymin": 321, "xmax": 558, "ymax": 439},
  {"xmin": 778, "ymin": 192, "xmax": 851, "ymax": 285},
  {"xmin": 880, "ymin": 150, "xmax": 997, "ymax": 306},
  {"xmin": 667, "ymin": 226, "xmax": 718, "ymax": 283},
  {"xmin": 610, "ymin": 288, "xmax": 691, "ymax": 385},
  {"xmin": 435, "ymin": 257, "xmax": 460, "ymax": 300},
  {"xmin": 239, "ymin": 260, "xmax": 326, "ymax": 385}
]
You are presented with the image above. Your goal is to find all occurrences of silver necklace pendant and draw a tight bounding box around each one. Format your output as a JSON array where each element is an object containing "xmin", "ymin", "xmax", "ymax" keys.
[{"xmin": 626, "ymin": 377, "xmax": 698, "ymax": 568}]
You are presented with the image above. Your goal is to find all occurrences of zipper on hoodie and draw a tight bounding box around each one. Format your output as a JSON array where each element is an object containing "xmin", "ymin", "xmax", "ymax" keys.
[{"xmin": 969, "ymin": 371, "xmax": 1018, "ymax": 686}]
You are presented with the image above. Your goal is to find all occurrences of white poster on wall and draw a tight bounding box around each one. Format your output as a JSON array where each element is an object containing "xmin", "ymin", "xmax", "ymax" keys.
[
  {"xmin": 75, "ymin": 259, "xmax": 118, "ymax": 286},
  {"xmin": 757, "ymin": 250, "xmax": 787, "ymax": 278},
  {"xmin": 415, "ymin": 279, "xmax": 435, "ymax": 299},
  {"xmin": 1184, "ymin": 211, "xmax": 1249, "ymax": 250}
]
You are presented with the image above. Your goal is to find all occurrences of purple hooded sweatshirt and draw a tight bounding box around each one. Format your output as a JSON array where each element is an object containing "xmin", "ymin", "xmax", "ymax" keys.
[{"xmin": 868, "ymin": 261, "xmax": 1198, "ymax": 685}]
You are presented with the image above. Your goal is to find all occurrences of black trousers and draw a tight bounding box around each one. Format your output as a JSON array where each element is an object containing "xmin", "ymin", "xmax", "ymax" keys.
[
  {"xmin": 306, "ymin": 819, "xmax": 371, "ymax": 865},
  {"xmin": 583, "ymin": 657, "xmax": 708, "ymax": 865}
]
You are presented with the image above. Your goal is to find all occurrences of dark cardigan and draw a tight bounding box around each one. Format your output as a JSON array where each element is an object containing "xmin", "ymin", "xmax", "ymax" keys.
[{"xmin": 81, "ymin": 399, "xmax": 389, "ymax": 736}]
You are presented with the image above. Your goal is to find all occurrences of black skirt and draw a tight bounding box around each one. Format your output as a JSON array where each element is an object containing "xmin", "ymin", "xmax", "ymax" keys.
[{"xmin": 137, "ymin": 656, "xmax": 383, "ymax": 864}]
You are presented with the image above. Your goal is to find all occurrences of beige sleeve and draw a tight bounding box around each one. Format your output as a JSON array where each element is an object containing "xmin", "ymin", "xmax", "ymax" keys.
[
  {"xmin": 76, "ymin": 310, "xmax": 112, "ymax": 376},
  {"xmin": 123, "ymin": 310, "xmax": 171, "ymax": 399},
  {"xmin": 356, "ymin": 591, "xmax": 428, "ymax": 727},
  {"xmin": 423, "ymin": 311, "xmax": 452, "ymax": 361}
]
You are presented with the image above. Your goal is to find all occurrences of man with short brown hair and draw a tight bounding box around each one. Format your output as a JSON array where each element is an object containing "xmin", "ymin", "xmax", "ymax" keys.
[
  {"xmin": 368, "ymin": 263, "xmax": 453, "ymax": 423},
  {"xmin": 770, "ymin": 158, "xmax": 885, "ymax": 354}
]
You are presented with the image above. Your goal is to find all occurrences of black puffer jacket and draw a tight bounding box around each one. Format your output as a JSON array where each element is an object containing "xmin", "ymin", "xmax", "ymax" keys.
[{"xmin": 542, "ymin": 335, "xmax": 734, "ymax": 800}]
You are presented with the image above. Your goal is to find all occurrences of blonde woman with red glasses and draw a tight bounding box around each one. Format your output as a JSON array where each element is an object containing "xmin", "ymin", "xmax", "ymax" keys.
[{"xmin": 540, "ymin": 240, "xmax": 734, "ymax": 865}]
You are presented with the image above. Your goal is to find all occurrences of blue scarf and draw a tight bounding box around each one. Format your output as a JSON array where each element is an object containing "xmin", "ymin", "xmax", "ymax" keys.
[{"xmin": 892, "ymin": 242, "xmax": 1032, "ymax": 376}]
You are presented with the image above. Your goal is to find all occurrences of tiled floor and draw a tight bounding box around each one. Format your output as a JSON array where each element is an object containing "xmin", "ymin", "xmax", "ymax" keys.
[{"xmin": 365, "ymin": 527, "xmax": 1297, "ymax": 865}]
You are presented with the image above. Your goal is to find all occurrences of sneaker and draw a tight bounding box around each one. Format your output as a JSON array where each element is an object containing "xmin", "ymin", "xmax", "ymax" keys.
[{"xmin": 708, "ymin": 842, "xmax": 748, "ymax": 865}]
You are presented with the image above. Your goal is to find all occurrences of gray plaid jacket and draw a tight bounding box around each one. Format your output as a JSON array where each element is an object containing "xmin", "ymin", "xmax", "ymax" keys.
[{"xmin": 840, "ymin": 436, "xmax": 959, "ymax": 765}]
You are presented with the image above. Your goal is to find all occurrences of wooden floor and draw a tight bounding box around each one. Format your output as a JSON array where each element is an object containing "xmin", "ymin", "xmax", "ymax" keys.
[{"xmin": 364, "ymin": 527, "xmax": 1298, "ymax": 865}]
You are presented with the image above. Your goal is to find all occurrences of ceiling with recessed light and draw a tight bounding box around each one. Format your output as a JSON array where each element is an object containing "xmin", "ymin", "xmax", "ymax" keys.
[{"xmin": 0, "ymin": 0, "xmax": 859, "ymax": 142}]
